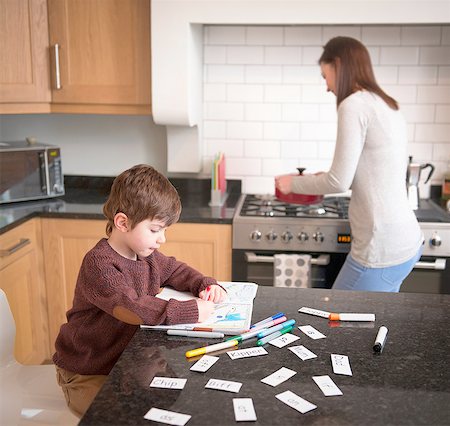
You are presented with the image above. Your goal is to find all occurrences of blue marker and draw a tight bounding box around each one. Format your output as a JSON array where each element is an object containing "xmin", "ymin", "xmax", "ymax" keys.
[
  {"xmin": 257, "ymin": 319, "xmax": 296, "ymax": 338},
  {"xmin": 250, "ymin": 312, "xmax": 285, "ymax": 329}
]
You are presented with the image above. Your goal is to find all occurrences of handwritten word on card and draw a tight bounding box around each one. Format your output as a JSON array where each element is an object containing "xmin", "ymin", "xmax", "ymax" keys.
[
  {"xmin": 331, "ymin": 354, "xmax": 352, "ymax": 376},
  {"xmin": 298, "ymin": 325, "xmax": 326, "ymax": 339},
  {"xmin": 312, "ymin": 375, "xmax": 343, "ymax": 396},
  {"xmin": 288, "ymin": 345, "xmax": 317, "ymax": 361},
  {"xmin": 298, "ymin": 307, "xmax": 330, "ymax": 318},
  {"xmin": 233, "ymin": 398, "xmax": 257, "ymax": 422},
  {"xmin": 150, "ymin": 377, "xmax": 187, "ymax": 390},
  {"xmin": 205, "ymin": 378, "xmax": 242, "ymax": 393},
  {"xmin": 269, "ymin": 332, "xmax": 300, "ymax": 348},
  {"xmin": 144, "ymin": 407, "xmax": 191, "ymax": 426},
  {"xmin": 190, "ymin": 355, "xmax": 219, "ymax": 372},
  {"xmin": 227, "ymin": 346, "xmax": 268, "ymax": 360},
  {"xmin": 275, "ymin": 390, "xmax": 317, "ymax": 414},
  {"xmin": 261, "ymin": 367, "xmax": 296, "ymax": 387}
]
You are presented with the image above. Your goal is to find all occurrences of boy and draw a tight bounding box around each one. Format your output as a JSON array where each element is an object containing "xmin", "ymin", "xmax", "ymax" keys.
[{"xmin": 53, "ymin": 164, "xmax": 226, "ymax": 417}]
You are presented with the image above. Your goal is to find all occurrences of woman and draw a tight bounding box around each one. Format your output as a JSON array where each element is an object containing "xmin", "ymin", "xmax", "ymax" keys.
[{"xmin": 275, "ymin": 36, "xmax": 423, "ymax": 292}]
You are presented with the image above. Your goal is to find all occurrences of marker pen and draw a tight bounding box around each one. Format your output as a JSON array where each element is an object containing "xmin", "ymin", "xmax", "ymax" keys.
[
  {"xmin": 256, "ymin": 319, "xmax": 296, "ymax": 338},
  {"xmin": 373, "ymin": 326, "xmax": 388, "ymax": 353},
  {"xmin": 250, "ymin": 316, "xmax": 287, "ymax": 332},
  {"xmin": 185, "ymin": 339, "xmax": 239, "ymax": 358},
  {"xmin": 256, "ymin": 325, "xmax": 294, "ymax": 346},
  {"xmin": 167, "ymin": 330, "xmax": 224, "ymax": 338},
  {"xmin": 329, "ymin": 313, "xmax": 375, "ymax": 322},
  {"xmin": 250, "ymin": 312, "xmax": 284, "ymax": 329}
]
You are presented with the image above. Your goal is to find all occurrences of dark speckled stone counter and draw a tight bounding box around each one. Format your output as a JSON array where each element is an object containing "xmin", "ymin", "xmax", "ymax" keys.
[
  {"xmin": 0, "ymin": 176, "xmax": 241, "ymax": 234},
  {"xmin": 79, "ymin": 287, "xmax": 450, "ymax": 425}
]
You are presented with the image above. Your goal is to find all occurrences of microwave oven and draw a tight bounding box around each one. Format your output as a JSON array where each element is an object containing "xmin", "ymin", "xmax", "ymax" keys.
[{"xmin": 0, "ymin": 141, "xmax": 64, "ymax": 204}]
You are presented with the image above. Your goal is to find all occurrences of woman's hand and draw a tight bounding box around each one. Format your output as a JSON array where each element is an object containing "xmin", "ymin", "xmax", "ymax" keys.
[
  {"xmin": 196, "ymin": 299, "xmax": 214, "ymax": 322},
  {"xmin": 199, "ymin": 285, "xmax": 227, "ymax": 303},
  {"xmin": 275, "ymin": 174, "xmax": 293, "ymax": 195}
]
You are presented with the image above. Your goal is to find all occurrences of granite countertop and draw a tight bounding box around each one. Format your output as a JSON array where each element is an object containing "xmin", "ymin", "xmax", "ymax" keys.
[
  {"xmin": 80, "ymin": 287, "xmax": 450, "ymax": 426},
  {"xmin": 0, "ymin": 177, "xmax": 241, "ymax": 234}
]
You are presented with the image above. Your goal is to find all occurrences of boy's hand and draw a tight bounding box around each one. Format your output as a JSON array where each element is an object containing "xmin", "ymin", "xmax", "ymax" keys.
[
  {"xmin": 196, "ymin": 299, "xmax": 214, "ymax": 322},
  {"xmin": 199, "ymin": 285, "xmax": 227, "ymax": 303}
]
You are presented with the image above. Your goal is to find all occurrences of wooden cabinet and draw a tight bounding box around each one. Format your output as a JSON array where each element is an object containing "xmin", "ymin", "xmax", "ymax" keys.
[
  {"xmin": 41, "ymin": 218, "xmax": 231, "ymax": 350},
  {"xmin": 0, "ymin": 0, "xmax": 51, "ymax": 113},
  {"xmin": 0, "ymin": 219, "xmax": 50, "ymax": 364},
  {"xmin": 161, "ymin": 223, "xmax": 232, "ymax": 281},
  {"xmin": 0, "ymin": 0, "xmax": 151, "ymax": 114}
]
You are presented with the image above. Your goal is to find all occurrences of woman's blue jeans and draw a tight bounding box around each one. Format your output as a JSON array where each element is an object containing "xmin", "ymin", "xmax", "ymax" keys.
[{"xmin": 332, "ymin": 245, "xmax": 423, "ymax": 292}]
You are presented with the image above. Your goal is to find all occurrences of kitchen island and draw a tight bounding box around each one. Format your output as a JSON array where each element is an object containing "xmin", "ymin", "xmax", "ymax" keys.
[{"xmin": 79, "ymin": 287, "xmax": 450, "ymax": 425}]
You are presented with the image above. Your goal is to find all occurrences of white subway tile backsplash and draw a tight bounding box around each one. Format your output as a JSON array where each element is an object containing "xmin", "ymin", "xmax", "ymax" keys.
[
  {"xmin": 227, "ymin": 46, "xmax": 264, "ymax": 64},
  {"xmin": 285, "ymin": 26, "xmax": 322, "ymax": 46},
  {"xmin": 245, "ymin": 65, "xmax": 282, "ymax": 83},
  {"xmin": 263, "ymin": 122, "xmax": 300, "ymax": 140},
  {"xmin": 203, "ymin": 24, "xmax": 450, "ymax": 192},
  {"xmin": 417, "ymin": 86, "xmax": 450, "ymax": 103},
  {"xmin": 245, "ymin": 103, "xmax": 282, "ymax": 121},
  {"xmin": 436, "ymin": 105, "xmax": 450, "ymax": 123},
  {"xmin": 380, "ymin": 47, "xmax": 420, "ymax": 65},
  {"xmin": 265, "ymin": 47, "xmax": 302, "ymax": 65},
  {"xmin": 362, "ymin": 27, "xmax": 401, "ymax": 45},
  {"xmin": 207, "ymin": 65, "xmax": 244, "ymax": 83},
  {"xmin": 398, "ymin": 66, "xmax": 438, "ymax": 84},
  {"xmin": 247, "ymin": 26, "xmax": 283, "ymax": 45},
  {"xmin": 244, "ymin": 140, "xmax": 280, "ymax": 158},
  {"xmin": 401, "ymin": 26, "xmax": 442, "ymax": 45}
]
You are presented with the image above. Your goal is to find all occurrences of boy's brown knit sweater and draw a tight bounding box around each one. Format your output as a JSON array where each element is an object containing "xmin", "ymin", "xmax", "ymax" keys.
[{"xmin": 53, "ymin": 238, "xmax": 216, "ymax": 375}]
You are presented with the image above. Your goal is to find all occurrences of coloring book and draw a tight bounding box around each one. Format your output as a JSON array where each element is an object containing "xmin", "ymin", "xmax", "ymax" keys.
[{"xmin": 140, "ymin": 282, "xmax": 258, "ymax": 335}]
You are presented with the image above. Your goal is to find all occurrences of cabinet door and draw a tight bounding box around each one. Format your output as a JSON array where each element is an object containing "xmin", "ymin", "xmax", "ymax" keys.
[
  {"xmin": 0, "ymin": 219, "xmax": 50, "ymax": 364},
  {"xmin": 0, "ymin": 0, "xmax": 51, "ymax": 111},
  {"xmin": 41, "ymin": 218, "xmax": 106, "ymax": 351},
  {"xmin": 160, "ymin": 223, "xmax": 232, "ymax": 281},
  {"xmin": 47, "ymin": 0, "xmax": 151, "ymax": 110}
]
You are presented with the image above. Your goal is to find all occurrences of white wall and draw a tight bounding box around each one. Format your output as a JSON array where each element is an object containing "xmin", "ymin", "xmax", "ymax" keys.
[
  {"xmin": 0, "ymin": 114, "xmax": 167, "ymax": 176},
  {"xmin": 202, "ymin": 24, "xmax": 450, "ymax": 195}
]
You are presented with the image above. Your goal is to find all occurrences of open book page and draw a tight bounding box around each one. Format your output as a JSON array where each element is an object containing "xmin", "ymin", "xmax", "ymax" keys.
[{"xmin": 141, "ymin": 282, "xmax": 258, "ymax": 335}]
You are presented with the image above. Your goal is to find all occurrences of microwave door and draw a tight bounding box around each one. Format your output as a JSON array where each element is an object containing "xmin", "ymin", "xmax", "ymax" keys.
[{"xmin": 0, "ymin": 150, "xmax": 47, "ymax": 202}]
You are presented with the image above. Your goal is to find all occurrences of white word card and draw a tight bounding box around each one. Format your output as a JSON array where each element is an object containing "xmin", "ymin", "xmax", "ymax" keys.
[
  {"xmin": 227, "ymin": 346, "xmax": 268, "ymax": 360},
  {"xmin": 205, "ymin": 378, "xmax": 242, "ymax": 393},
  {"xmin": 288, "ymin": 345, "xmax": 317, "ymax": 361},
  {"xmin": 331, "ymin": 354, "xmax": 353, "ymax": 376},
  {"xmin": 144, "ymin": 407, "xmax": 191, "ymax": 426},
  {"xmin": 275, "ymin": 390, "xmax": 317, "ymax": 414},
  {"xmin": 150, "ymin": 377, "xmax": 187, "ymax": 390},
  {"xmin": 233, "ymin": 398, "xmax": 257, "ymax": 422},
  {"xmin": 298, "ymin": 307, "xmax": 330, "ymax": 318},
  {"xmin": 298, "ymin": 325, "xmax": 326, "ymax": 340},
  {"xmin": 190, "ymin": 355, "xmax": 219, "ymax": 373},
  {"xmin": 313, "ymin": 375, "xmax": 343, "ymax": 396},
  {"xmin": 269, "ymin": 332, "xmax": 300, "ymax": 348},
  {"xmin": 261, "ymin": 367, "xmax": 296, "ymax": 387}
]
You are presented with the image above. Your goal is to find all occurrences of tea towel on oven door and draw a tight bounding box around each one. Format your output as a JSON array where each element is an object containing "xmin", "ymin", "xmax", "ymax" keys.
[{"xmin": 274, "ymin": 254, "xmax": 312, "ymax": 288}]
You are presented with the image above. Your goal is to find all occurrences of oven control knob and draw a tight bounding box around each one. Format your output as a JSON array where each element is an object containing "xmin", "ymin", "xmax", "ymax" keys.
[
  {"xmin": 249, "ymin": 230, "xmax": 262, "ymax": 241},
  {"xmin": 266, "ymin": 231, "xmax": 278, "ymax": 241},
  {"xmin": 298, "ymin": 232, "xmax": 309, "ymax": 242},
  {"xmin": 430, "ymin": 234, "xmax": 442, "ymax": 247},
  {"xmin": 313, "ymin": 232, "xmax": 324, "ymax": 243},
  {"xmin": 281, "ymin": 231, "xmax": 293, "ymax": 243}
]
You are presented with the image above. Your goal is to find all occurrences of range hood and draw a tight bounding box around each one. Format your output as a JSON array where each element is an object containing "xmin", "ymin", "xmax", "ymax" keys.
[{"xmin": 151, "ymin": 0, "xmax": 450, "ymax": 172}]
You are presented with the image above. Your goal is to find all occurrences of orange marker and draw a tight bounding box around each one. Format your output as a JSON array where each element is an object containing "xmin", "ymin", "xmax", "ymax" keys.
[{"xmin": 329, "ymin": 313, "xmax": 375, "ymax": 321}]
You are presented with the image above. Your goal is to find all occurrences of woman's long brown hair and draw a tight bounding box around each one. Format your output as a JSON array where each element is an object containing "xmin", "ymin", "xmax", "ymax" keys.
[{"xmin": 319, "ymin": 36, "xmax": 398, "ymax": 110}]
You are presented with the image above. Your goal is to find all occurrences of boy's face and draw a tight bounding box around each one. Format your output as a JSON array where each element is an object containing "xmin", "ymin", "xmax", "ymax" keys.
[{"xmin": 125, "ymin": 218, "xmax": 167, "ymax": 258}]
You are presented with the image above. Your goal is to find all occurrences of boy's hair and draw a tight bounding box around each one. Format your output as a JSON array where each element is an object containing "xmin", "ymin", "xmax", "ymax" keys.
[{"xmin": 103, "ymin": 164, "xmax": 181, "ymax": 236}]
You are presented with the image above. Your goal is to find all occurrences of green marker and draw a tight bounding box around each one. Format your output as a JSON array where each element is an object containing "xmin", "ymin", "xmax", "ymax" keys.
[{"xmin": 256, "ymin": 325, "xmax": 294, "ymax": 346}]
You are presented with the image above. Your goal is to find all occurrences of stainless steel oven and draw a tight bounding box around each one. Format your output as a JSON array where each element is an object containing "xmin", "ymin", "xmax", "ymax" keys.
[{"xmin": 232, "ymin": 194, "xmax": 450, "ymax": 294}]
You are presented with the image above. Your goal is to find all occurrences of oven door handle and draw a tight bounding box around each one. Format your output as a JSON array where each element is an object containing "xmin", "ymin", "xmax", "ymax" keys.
[
  {"xmin": 244, "ymin": 252, "xmax": 330, "ymax": 266},
  {"xmin": 414, "ymin": 258, "xmax": 446, "ymax": 270}
]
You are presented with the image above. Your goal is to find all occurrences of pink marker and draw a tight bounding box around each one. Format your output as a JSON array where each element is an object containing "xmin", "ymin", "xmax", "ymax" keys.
[{"xmin": 250, "ymin": 316, "xmax": 287, "ymax": 332}]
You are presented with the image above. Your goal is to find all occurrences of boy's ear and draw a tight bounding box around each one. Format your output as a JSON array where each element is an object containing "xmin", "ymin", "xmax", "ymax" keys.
[{"xmin": 114, "ymin": 212, "xmax": 130, "ymax": 232}]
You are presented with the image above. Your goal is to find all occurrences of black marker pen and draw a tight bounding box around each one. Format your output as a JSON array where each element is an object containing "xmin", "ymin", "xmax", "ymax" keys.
[{"xmin": 373, "ymin": 326, "xmax": 388, "ymax": 353}]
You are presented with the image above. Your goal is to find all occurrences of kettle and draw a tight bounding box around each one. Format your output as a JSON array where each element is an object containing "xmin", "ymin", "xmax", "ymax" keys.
[{"xmin": 406, "ymin": 156, "xmax": 435, "ymax": 210}]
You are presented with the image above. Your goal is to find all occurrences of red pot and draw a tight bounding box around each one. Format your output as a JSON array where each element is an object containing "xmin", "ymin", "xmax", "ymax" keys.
[{"xmin": 275, "ymin": 168, "xmax": 324, "ymax": 205}]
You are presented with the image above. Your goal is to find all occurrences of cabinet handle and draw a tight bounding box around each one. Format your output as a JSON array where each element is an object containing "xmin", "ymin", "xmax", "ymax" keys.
[
  {"xmin": 0, "ymin": 239, "xmax": 31, "ymax": 257},
  {"xmin": 53, "ymin": 44, "xmax": 61, "ymax": 90}
]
